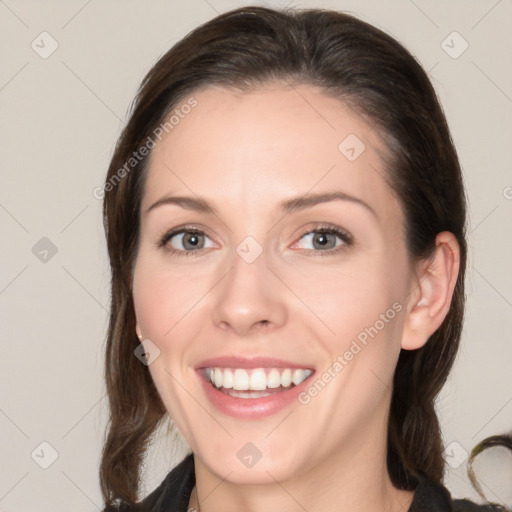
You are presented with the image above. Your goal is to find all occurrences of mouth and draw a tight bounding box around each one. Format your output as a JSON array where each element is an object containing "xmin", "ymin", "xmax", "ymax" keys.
[
  {"xmin": 195, "ymin": 356, "xmax": 316, "ymax": 417},
  {"xmin": 200, "ymin": 366, "xmax": 314, "ymax": 399}
]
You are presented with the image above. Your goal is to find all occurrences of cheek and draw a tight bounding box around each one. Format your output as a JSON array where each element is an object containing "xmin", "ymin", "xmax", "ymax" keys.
[
  {"xmin": 132, "ymin": 252, "xmax": 209, "ymax": 341},
  {"xmin": 290, "ymin": 253, "xmax": 409, "ymax": 398},
  {"xmin": 131, "ymin": 254, "xmax": 208, "ymax": 438},
  {"xmin": 284, "ymin": 253, "xmax": 406, "ymax": 343}
]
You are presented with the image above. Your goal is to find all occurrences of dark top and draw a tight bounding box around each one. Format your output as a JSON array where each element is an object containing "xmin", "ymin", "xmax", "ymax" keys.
[{"xmin": 130, "ymin": 453, "xmax": 504, "ymax": 512}]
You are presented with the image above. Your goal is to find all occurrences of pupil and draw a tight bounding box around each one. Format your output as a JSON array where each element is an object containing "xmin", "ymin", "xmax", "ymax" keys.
[
  {"xmin": 184, "ymin": 232, "xmax": 202, "ymax": 249},
  {"xmin": 314, "ymin": 232, "xmax": 333, "ymax": 249}
]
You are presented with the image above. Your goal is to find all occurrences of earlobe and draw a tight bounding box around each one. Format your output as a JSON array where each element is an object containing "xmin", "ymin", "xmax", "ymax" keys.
[
  {"xmin": 135, "ymin": 322, "xmax": 143, "ymax": 341},
  {"xmin": 401, "ymin": 232, "xmax": 460, "ymax": 351}
]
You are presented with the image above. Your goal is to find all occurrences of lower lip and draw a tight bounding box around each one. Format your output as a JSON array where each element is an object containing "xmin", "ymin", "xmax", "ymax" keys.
[{"xmin": 197, "ymin": 371, "xmax": 314, "ymax": 418}]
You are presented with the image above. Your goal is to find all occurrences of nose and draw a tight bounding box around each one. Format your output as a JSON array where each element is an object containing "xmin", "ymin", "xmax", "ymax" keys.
[{"xmin": 211, "ymin": 247, "xmax": 287, "ymax": 337}]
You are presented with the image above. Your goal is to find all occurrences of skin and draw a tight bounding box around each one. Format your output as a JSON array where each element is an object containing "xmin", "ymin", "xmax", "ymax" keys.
[{"xmin": 132, "ymin": 82, "xmax": 460, "ymax": 512}]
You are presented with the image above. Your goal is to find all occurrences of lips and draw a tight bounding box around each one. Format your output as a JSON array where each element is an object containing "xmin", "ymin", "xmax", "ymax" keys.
[
  {"xmin": 197, "ymin": 355, "xmax": 315, "ymax": 371},
  {"xmin": 196, "ymin": 356, "xmax": 315, "ymax": 417}
]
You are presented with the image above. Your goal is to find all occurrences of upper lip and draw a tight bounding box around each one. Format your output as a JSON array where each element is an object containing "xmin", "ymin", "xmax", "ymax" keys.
[{"xmin": 196, "ymin": 356, "xmax": 315, "ymax": 370}]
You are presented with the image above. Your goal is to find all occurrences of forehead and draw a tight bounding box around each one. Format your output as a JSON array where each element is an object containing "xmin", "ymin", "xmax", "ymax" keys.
[{"xmin": 142, "ymin": 83, "xmax": 402, "ymax": 226}]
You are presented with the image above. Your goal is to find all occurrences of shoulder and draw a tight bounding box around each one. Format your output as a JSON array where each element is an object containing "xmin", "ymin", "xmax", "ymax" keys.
[
  {"xmin": 452, "ymin": 498, "xmax": 506, "ymax": 511},
  {"xmin": 410, "ymin": 476, "xmax": 505, "ymax": 512},
  {"xmin": 129, "ymin": 453, "xmax": 195, "ymax": 512}
]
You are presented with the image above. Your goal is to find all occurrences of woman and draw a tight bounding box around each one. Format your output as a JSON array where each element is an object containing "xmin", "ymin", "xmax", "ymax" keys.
[{"xmin": 99, "ymin": 6, "xmax": 508, "ymax": 512}]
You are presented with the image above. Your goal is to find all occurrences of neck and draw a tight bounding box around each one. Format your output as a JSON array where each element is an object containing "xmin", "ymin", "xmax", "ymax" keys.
[
  {"xmin": 187, "ymin": 389, "xmax": 414, "ymax": 512},
  {"xmin": 188, "ymin": 430, "xmax": 414, "ymax": 512}
]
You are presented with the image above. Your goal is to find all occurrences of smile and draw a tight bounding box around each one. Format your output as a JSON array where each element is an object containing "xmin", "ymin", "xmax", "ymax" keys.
[
  {"xmin": 204, "ymin": 367, "xmax": 313, "ymax": 398},
  {"xmin": 197, "ymin": 364, "xmax": 315, "ymax": 417}
]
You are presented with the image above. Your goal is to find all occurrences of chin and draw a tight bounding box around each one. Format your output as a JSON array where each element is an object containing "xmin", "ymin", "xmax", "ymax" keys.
[{"xmin": 194, "ymin": 438, "xmax": 310, "ymax": 485}]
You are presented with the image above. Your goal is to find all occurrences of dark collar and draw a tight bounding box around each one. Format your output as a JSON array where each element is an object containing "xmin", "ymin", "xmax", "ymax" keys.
[
  {"xmin": 408, "ymin": 475, "xmax": 453, "ymax": 511},
  {"xmin": 138, "ymin": 454, "xmax": 498, "ymax": 512}
]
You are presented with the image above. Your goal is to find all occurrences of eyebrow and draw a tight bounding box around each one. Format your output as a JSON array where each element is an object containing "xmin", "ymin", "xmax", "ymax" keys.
[{"xmin": 145, "ymin": 191, "xmax": 378, "ymax": 219}]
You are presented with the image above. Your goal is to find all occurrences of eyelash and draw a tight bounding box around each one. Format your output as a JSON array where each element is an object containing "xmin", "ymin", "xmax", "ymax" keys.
[{"xmin": 157, "ymin": 223, "xmax": 353, "ymax": 258}]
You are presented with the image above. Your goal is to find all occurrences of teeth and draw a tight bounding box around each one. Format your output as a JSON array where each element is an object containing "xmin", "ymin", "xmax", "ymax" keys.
[
  {"xmin": 292, "ymin": 369, "xmax": 307, "ymax": 385},
  {"xmin": 233, "ymin": 369, "xmax": 249, "ymax": 390},
  {"xmin": 214, "ymin": 368, "xmax": 223, "ymax": 388},
  {"xmin": 223, "ymin": 369, "xmax": 233, "ymax": 389},
  {"xmin": 267, "ymin": 369, "xmax": 281, "ymax": 388},
  {"xmin": 249, "ymin": 369, "xmax": 267, "ymax": 391},
  {"xmin": 281, "ymin": 369, "xmax": 292, "ymax": 387},
  {"xmin": 206, "ymin": 367, "xmax": 313, "ymax": 391}
]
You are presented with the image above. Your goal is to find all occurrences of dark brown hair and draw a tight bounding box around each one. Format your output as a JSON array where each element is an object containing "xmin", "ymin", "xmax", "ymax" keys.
[{"xmin": 100, "ymin": 6, "xmax": 468, "ymax": 509}]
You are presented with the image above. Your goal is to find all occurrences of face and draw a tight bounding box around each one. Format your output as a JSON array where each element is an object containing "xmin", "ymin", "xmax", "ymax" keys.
[{"xmin": 132, "ymin": 83, "xmax": 416, "ymax": 485}]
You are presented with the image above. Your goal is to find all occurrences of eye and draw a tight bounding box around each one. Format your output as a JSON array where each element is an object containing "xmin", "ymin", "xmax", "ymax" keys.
[
  {"xmin": 157, "ymin": 223, "xmax": 352, "ymax": 257},
  {"xmin": 158, "ymin": 227, "xmax": 215, "ymax": 256},
  {"xmin": 293, "ymin": 224, "xmax": 353, "ymax": 254}
]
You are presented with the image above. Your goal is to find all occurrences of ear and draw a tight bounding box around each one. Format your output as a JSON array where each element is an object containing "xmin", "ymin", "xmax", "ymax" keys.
[{"xmin": 401, "ymin": 231, "xmax": 461, "ymax": 350}]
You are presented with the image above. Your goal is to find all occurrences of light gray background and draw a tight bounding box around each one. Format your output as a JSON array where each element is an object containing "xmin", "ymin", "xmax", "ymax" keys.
[{"xmin": 1, "ymin": 1, "xmax": 511, "ymax": 510}]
